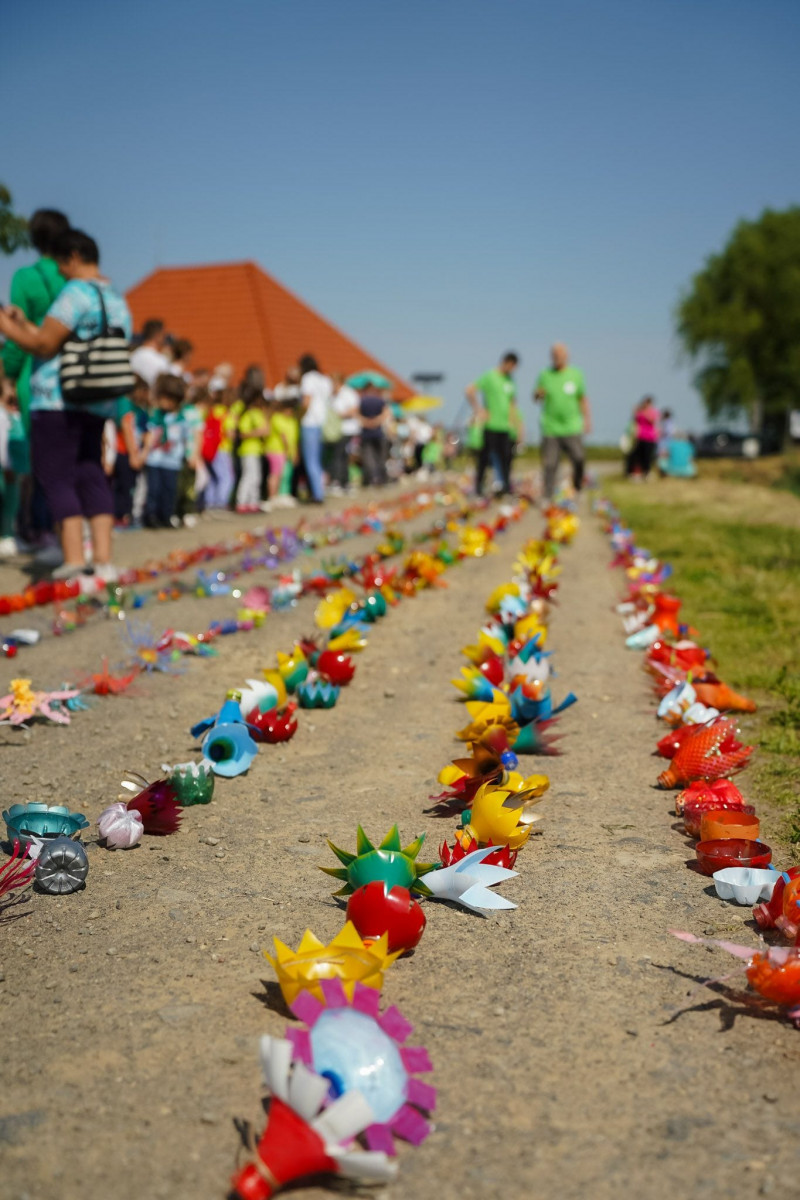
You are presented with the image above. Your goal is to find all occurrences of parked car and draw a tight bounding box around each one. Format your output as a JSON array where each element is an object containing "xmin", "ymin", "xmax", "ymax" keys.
[{"xmin": 693, "ymin": 429, "xmax": 763, "ymax": 459}]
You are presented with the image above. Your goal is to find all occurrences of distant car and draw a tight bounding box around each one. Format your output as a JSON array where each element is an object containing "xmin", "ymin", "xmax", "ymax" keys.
[{"xmin": 693, "ymin": 429, "xmax": 762, "ymax": 459}]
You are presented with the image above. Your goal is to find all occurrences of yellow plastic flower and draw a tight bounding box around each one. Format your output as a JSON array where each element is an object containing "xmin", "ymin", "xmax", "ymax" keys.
[
  {"xmin": 265, "ymin": 921, "xmax": 400, "ymax": 1005},
  {"xmin": 461, "ymin": 631, "xmax": 506, "ymax": 664},
  {"xmin": 459, "ymin": 776, "xmax": 550, "ymax": 850},
  {"xmin": 485, "ymin": 582, "xmax": 521, "ymax": 614},
  {"xmin": 513, "ymin": 613, "xmax": 548, "ymax": 646},
  {"xmin": 260, "ymin": 669, "xmax": 287, "ymax": 708},
  {"xmin": 327, "ymin": 627, "xmax": 368, "ymax": 653},
  {"xmin": 314, "ymin": 586, "xmax": 357, "ymax": 630}
]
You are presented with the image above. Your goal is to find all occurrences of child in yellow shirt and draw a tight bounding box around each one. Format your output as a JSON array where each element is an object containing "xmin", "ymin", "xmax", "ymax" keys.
[{"xmin": 235, "ymin": 388, "xmax": 269, "ymax": 512}]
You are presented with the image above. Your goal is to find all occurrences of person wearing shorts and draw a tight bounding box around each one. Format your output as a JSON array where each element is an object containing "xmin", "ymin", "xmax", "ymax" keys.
[
  {"xmin": 0, "ymin": 228, "xmax": 130, "ymax": 581},
  {"xmin": 534, "ymin": 343, "xmax": 592, "ymax": 501}
]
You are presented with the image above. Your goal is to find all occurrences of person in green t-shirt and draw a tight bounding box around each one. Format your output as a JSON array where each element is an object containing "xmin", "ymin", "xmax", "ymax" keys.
[
  {"xmin": 533, "ymin": 342, "xmax": 592, "ymax": 500},
  {"xmin": 1, "ymin": 209, "xmax": 69, "ymax": 432},
  {"xmin": 465, "ymin": 351, "xmax": 519, "ymax": 496}
]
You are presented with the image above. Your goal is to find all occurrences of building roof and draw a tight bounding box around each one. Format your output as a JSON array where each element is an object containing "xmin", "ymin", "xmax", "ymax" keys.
[{"xmin": 126, "ymin": 260, "xmax": 412, "ymax": 397}]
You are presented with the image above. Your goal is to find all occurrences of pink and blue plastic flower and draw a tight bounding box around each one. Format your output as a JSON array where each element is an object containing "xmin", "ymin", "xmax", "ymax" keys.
[{"xmin": 286, "ymin": 978, "xmax": 435, "ymax": 1153}]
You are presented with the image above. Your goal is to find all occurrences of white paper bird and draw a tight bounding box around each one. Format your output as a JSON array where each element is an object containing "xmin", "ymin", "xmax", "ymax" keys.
[{"xmin": 424, "ymin": 846, "xmax": 518, "ymax": 913}]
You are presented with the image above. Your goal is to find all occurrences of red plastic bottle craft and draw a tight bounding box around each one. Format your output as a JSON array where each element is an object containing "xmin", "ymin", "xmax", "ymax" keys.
[
  {"xmin": 346, "ymin": 882, "xmax": 426, "ymax": 955},
  {"xmin": 247, "ymin": 703, "xmax": 299, "ymax": 743},
  {"xmin": 753, "ymin": 867, "xmax": 800, "ymax": 940},
  {"xmin": 657, "ymin": 719, "xmax": 753, "ymax": 789}
]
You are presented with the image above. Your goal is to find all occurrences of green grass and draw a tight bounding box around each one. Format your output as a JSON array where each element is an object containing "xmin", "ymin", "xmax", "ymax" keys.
[{"xmin": 604, "ymin": 478, "xmax": 800, "ymax": 847}]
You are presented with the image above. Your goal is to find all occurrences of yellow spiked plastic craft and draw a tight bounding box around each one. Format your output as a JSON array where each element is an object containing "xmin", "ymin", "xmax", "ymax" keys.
[
  {"xmin": 265, "ymin": 921, "xmax": 400, "ymax": 1005},
  {"xmin": 458, "ymin": 776, "xmax": 550, "ymax": 850}
]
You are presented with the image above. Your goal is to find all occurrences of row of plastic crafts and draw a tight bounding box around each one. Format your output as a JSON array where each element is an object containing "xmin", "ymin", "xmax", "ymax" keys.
[
  {"xmin": 0, "ymin": 490, "xmax": 497, "ymax": 725},
  {"xmin": 0, "ymin": 499, "xmax": 522, "ymax": 904},
  {"xmin": 0, "ymin": 488, "xmax": 467, "ymax": 656},
  {"xmin": 220, "ymin": 507, "xmax": 579, "ymax": 1199},
  {"xmin": 596, "ymin": 497, "xmax": 800, "ymax": 1028}
]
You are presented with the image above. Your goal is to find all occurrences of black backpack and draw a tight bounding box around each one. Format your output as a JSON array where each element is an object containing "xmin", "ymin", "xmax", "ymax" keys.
[{"xmin": 60, "ymin": 283, "xmax": 135, "ymax": 404}]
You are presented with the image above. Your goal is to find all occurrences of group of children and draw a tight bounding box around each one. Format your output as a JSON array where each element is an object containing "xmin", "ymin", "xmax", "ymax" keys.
[{"xmin": 106, "ymin": 373, "xmax": 302, "ymax": 530}]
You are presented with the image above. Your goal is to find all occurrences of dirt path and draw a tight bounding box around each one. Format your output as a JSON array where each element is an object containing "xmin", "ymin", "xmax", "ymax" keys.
[{"xmin": 1, "ymin": 496, "xmax": 797, "ymax": 1200}]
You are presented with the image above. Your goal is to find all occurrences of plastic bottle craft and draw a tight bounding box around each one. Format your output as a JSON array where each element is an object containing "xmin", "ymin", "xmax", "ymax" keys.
[
  {"xmin": 266, "ymin": 922, "xmax": 400, "ymax": 1005},
  {"xmin": 0, "ymin": 678, "xmax": 83, "ymax": 726},
  {"xmin": 35, "ymin": 837, "xmax": 89, "ymax": 894},
  {"xmin": 345, "ymin": 883, "xmax": 426, "ymax": 955},
  {"xmin": 754, "ymin": 867, "xmax": 800, "ymax": 940},
  {"xmin": 2, "ymin": 803, "xmax": 89, "ymax": 855},
  {"xmin": 671, "ymin": 932, "xmax": 800, "ymax": 1025},
  {"xmin": 191, "ymin": 692, "xmax": 259, "ymax": 777},
  {"xmin": 247, "ymin": 702, "xmax": 299, "ymax": 743},
  {"xmin": 120, "ymin": 774, "xmax": 182, "ymax": 835},
  {"xmin": 424, "ymin": 845, "xmax": 518, "ymax": 913},
  {"xmin": 322, "ymin": 826, "xmax": 434, "ymax": 897},
  {"xmin": 657, "ymin": 718, "xmax": 753, "ymax": 788},
  {"xmin": 97, "ymin": 802, "xmax": 144, "ymax": 849},
  {"xmin": 285, "ymin": 978, "xmax": 435, "ymax": 1150},
  {"xmin": 459, "ymin": 776, "xmax": 549, "ymax": 850},
  {"xmin": 229, "ymin": 1035, "xmax": 397, "ymax": 1199}
]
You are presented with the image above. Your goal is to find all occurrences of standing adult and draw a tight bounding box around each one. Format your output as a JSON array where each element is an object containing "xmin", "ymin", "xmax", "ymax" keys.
[
  {"xmin": 298, "ymin": 354, "xmax": 332, "ymax": 503},
  {"xmin": 358, "ymin": 383, "xmax": 388, "ymax": 486},
  {"xmin": 630, "ymin": 395, "xmax": 660, "ymax": 479},
  {"xmin": 130, "ymin": 319, "xmax": 170, "ymax": 387},
  {"xmin": 534, "ymin": 343, "xmax": 591, "ymax": 501},
  {"xmin": 327, "ymin": 373, "xmax": 359, "ymax": 491},
  {"xmin": 1, "ymin": 208, "xmax": 69, "ymax": 431},
  {"xmin": 465, "ymin": 351, "xmax": 519, "ymax": 496},
  {"xmin": 0, "ymin": 228, "xmax": 132, "ymax": 581}
]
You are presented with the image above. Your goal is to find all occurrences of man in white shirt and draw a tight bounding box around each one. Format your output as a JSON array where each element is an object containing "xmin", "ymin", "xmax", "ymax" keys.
[
  {"xmin": 328, "ymin": 373, "xmax": 359, "ymax": 490},
  {"xmin": 130, "ymin": 319, "xmax": 170, "ymax": 388},
  {"xmin": 299, "ymin": 354, "xmax": 332, "ymax": 503}
]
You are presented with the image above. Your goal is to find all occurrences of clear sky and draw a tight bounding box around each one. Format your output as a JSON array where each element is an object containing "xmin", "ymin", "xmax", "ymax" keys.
[{"xmin": 2, "ymin": 0, "xmax": 799, "ymax": 440}]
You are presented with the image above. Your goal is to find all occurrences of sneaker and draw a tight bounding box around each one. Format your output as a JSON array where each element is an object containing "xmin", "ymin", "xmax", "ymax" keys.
[
  {"xmin": 34, "ymin": 543, "xmax": 65, "ymax": 569},
  {"xmin": 259, "ymin": 500, "xmax": 273, "ymax": 513},
  {"xmin": 0, "ymin": 536, "xmax": 19, "ymax": 558},
  {"xmin": 94, "ymin": 562, "xmax": 119, "ymax": 584},
  {"xmin": 51, "ymin": 561, "xmax": 88, "ymax": 581},
  {"xmin": 169, "ymin": 516, "xmax": 182, "ymax": 529},
  {"xmin": 183, "ymin": 514, "xmax": 198, "ymax": 528}
]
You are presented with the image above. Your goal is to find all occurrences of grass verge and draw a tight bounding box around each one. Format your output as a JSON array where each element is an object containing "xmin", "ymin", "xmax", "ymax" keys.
[{"xmin": 603, "ymin": 474, "xmax": 800, "ymax": 851}]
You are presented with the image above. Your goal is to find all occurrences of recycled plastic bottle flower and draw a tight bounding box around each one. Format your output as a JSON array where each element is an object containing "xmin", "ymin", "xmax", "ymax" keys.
[
  {"xmin": 458, "ymin": 776, "xmax": 549, "ymax": 851},
  {"xmin": 0, "ymin": 678, "xmax": 83, "ymax": 726},
  {"xmin": 657, "ymin": 718, "xmax": 753, "ymax": 789},
  {"xmin": 450, "ymin": 667, "xmax": 504, "ymax": 703},
  {"xmin": 275, "ymin": 648, "xmax": 309, "ymax": 693},
  {"xmin": 322, "ymin": 826, "xmax": 435, "ymax": 897},
  {"xmin": 315, "ymin": 650, "xmax": 356, "ymax": 686},
  {"xmin": 247, "ymin": 702, "xmax": 299, "ymax": 743},
  {"xmin": 286, "ymin": 978, "xmax": 435, "ymax": 1152},
  {"xmin": 229, "ymin": 1034, "xmax": 397, "ymax": 1199},
  {"xmin": 121, "ymin": 774, "xmax": 182, "ymax": 835},
  {"xmin": 296, "ymin": 678, "xmax": 340, "ymax": 709},
  {"xmin": 346, "ymin": 883, "xmax": 426, "ymax": 954},
  {"xmin": 265, "ymin": 921, "xmax": 400, "ymax": 1006},
  {"xmin": 670, "ymin": 932, "xmax": 800, "ymax": 1026},
  {"xmin": 424, "ymin": 846, "xmax": 518, "ymax": 913}
]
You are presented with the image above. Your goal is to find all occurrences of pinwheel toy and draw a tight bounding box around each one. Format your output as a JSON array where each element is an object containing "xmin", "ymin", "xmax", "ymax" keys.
[
  {"xmin": 229, "ymin": 1035, "xmax": 397, "ymax": 1199},
  {"xmin": 265, "ymin": 922, "xmax": 400, "ymax": 1005},
  {"xmin": 286, "ymin": 978, "xmax": 435, "ymax": 1151},
  {"xmin": 322, "ymin": 825, "xmax": 435, "ymax": 897}
]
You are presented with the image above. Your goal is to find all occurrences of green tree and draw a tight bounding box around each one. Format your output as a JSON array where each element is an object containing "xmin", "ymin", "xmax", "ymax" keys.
[
  {"xmin": 0, "ymin": 184, "xmax": 29, "ymax": 255},
  {"xmin": 676, "ymin": 207, "xmax": 800, "ymax": 439}
]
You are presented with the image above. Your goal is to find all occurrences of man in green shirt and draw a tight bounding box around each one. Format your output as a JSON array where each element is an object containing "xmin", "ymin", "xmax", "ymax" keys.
[
  {"xmin": 465, "ymin": 350, "xmax": 519, "ymax": 496},
  {"xmin": 534, "ymin": 342, "xmax": 592, "ymax": 500},
  {"xmin": 2, "ymin": 209, "xmax": 69, "ymax": 431}
]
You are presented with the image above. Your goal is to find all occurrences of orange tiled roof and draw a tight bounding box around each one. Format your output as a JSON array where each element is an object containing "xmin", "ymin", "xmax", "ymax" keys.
[{"xmin": 126, "ymin": 260, "xmax": 412, "ymax": 398}]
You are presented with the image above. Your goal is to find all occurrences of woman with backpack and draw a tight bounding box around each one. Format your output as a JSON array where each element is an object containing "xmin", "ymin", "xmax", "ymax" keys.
[{"xmin": 0, "ymin": 228, "xmax": 133, "ymax": 581}]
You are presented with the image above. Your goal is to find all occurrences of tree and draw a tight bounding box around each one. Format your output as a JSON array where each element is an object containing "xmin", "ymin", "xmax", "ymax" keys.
[
  {"xmin": 676, "ymin": 207, "xmax": 800, "ymax": 439},
  {"xmin": 0, "ymin": 184, "xmax": 29, "ymax": 255}
]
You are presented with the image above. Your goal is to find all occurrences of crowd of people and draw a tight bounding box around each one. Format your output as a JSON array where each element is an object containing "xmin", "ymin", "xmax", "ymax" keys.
[{"xmin": 0, "ymin": 208, "xmax": 452, "ymax": 581}]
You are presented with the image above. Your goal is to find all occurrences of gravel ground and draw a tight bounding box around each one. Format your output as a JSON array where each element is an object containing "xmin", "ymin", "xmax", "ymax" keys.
[{"xmin": 0, "ymin": 489, "xmax": 797, "ymax": 1200}]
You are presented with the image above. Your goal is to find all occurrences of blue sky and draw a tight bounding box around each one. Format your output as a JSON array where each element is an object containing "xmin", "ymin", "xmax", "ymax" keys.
[{"xmin": 2, "ymin": 0, "xmax": 799, "ymax": 440}]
